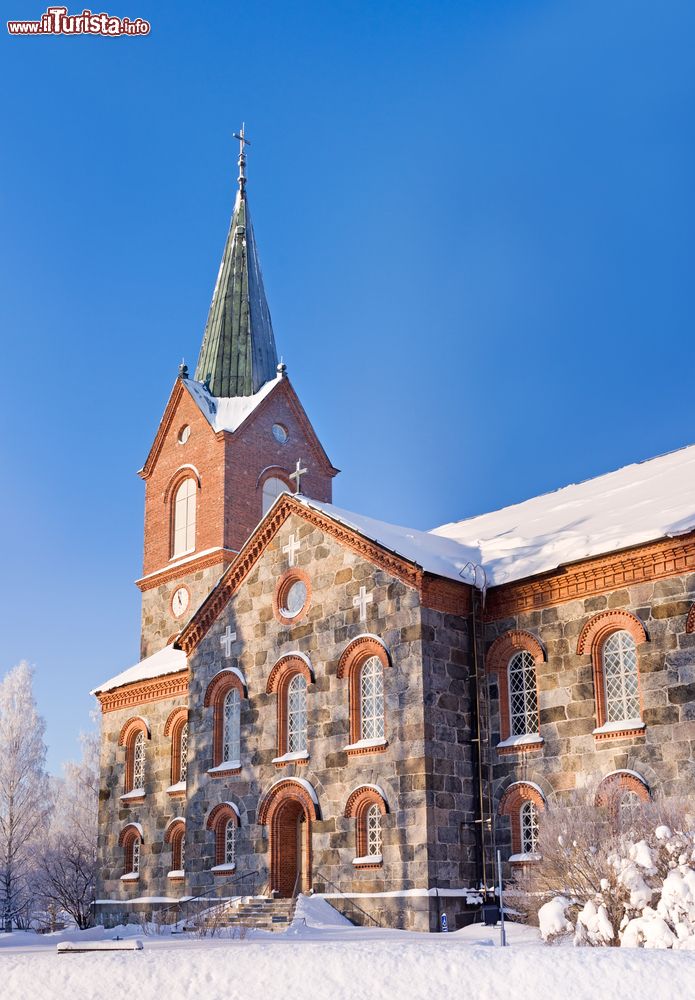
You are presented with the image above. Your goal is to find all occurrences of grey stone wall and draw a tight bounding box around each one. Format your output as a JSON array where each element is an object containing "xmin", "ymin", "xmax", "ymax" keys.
[
  {"xmin": 140, "ymin": 562, "xmax": 227, "ymax": 659},
  {"xmin": 486, "ymin": 573, "xmax": 695, "ymax": 861}
]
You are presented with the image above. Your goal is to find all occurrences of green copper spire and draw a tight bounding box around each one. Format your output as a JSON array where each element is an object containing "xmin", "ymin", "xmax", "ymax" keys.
[{"xmin": 195, "ymin": 126, "xmax": 278, "ymax": 397}]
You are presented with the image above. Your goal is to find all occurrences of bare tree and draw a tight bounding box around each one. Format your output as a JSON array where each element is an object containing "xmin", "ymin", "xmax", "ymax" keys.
[{"xmin": 0, "ymin": 662, "xmax": 52, "ymax": 931}]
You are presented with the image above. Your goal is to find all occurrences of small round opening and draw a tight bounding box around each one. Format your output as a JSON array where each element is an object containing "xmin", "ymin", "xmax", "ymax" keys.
[
  {"xmin": 280, "ymin": 579, "xmax": 308, "ymax": 619},
  {"xmin": 272, "ymin": 423, "xmax": 288, "ymax": 444},
  {"xmin": 178, "ymin": 425, "xmax": 191, "ymax": 444}
]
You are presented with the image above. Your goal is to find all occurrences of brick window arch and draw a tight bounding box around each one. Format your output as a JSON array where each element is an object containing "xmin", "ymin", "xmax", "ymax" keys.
[
  {"xmin": 499, "ymin": 781, "xmax": 546, "ymax": 860},
  {"xmin": 118, "ymin": 823, "xmax": 144, "ymax": 880},
  {"xmin": 206, "ymin": 802, "xmax": 241, "ymax": 873},
  {"xmin": 204, "ymin": 669, "xmax": 246, "ymax": 775},
  {"xmin": 266, "ymin": 655, "xmax": 313, "ymax": 765},
  {"xmin": 595, "ymin": 770, "xmax": 651, "ymax": 816},
  {"xmin": 687, "ymin": 604, "xmax": 695, "ymax": 634},
  {"xmin": 344, "ymin": 785, "xmax": 389, "ymax": 869},
  {"xmin": 337, "ymin": 636, "xmax": 391, "ymax": 756},
  {"xmin": 577, "ymin": 610, "xmax": 648, "ymax": 739},
  {"xmin": 164, "ymin": 708, "xmax": 189, "ymax": 795},
  {"xmin": 259, "ymin": 469, "xmax": 292, "ymax": 516},
  {"xmin": 164, "ymin": 817, "xmax": 186, "ymax": 879},
  {"xmin": 486, "ymin": 631, "xmax": 544, "ymax": 752},
  {"xmin": 118, "ymin": 717, "xmax": 150, "ymax": 799},
  {"xmin": 170, "ymin": 475, "xmax": 198, "ymax": 558}
]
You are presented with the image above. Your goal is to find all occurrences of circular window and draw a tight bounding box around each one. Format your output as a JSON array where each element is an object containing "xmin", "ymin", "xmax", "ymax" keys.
[
  {"xmin": 272, "ymin": 423, "xmax": 288, "ymax": 444},
  {"xmin": 178, "ymin": 425, "xmax": 191, "ymax": 444},
  {"xmin": 274, "ymin": 570, "xmax": 311, "ymax": 624}
]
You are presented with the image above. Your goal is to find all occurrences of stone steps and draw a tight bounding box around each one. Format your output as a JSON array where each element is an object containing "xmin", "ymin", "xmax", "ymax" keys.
[{"xmin": 213, "ymin": 895, "xmax": 297, "ymax": 932}]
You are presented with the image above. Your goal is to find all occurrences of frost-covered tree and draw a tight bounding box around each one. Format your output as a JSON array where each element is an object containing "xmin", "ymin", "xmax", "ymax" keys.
[
  {"xmin": 0, "ymin": 662, "xmax": 52, "ymax": 931},
  {"xmin": 36, "ymin": 727, "xmax": 99, "ymax": 928}
]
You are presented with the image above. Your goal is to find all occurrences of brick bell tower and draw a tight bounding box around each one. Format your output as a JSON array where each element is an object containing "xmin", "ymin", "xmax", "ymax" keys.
[{"xmin": 136, "ymin": 127, "xmax": 339, "ymax": 658}]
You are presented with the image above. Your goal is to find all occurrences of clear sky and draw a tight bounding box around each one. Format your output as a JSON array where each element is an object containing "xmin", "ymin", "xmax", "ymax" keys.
[{"xmin": 1, "ymin": 0, "xmax": 693, "ymax": 773}]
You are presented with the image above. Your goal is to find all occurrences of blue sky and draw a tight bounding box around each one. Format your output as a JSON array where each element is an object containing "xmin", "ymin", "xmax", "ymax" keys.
[{"xmin": 1, "ymin": 0, "xmax": 693, "ymax": 773}]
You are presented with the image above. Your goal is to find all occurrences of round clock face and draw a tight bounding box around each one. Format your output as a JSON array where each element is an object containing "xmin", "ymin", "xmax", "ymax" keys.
[{"xmin": 172, "ymin": 587, "xmax": 190, "ymax": 618}]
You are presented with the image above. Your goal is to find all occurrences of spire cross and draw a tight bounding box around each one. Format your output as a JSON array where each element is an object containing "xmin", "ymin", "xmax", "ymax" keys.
[
  {"xmin": 233, "ymin": 123, "xmax": 251, "ymax": 192},
  {"xmin": 290, "ymin": 459, "xmax": 308, "ymax": 494}
]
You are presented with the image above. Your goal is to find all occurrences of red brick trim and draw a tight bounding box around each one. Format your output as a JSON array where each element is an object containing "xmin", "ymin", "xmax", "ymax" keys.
[
  {"xmin": 119, "ymin": 823, "xmax": 143, "ymax": 876},
  {"xmin": 272, "ymin": 569, "xmax": 312, "ymax": 625},
  {"xmin": 163, "ymin": 466, "xmax": 202, "ymax": 505},
  {"xmin": 96, "ymin": 672, "xmax": 189, "ymax": 714},
  {"xmin": 118, "ymin": 823, "xmax": 144, "ymax": 847},
  {"xmin": 344, "ymin": 786, "xmax": 388, "ymax": 862},
  {"xmin": 258, "ymin": 779, "xmax": 319, "ymax": 896},
  {"xmin": 420, "ymin": 573, "xmax": 472, "ymax": 615},
  {"xmin": 687, "ymin": 603, "xmax": 695, "ymax": 634},
  {"xmin": 266, "ymin": 656, "xmax": 313, "ymax": 760},
  {"xmin": 499, "ymin": 782, "xmax": 546, "ymax": 856},
  {"xmin": 485, "ymin": 532, "xmax": 695, "ymax": 619},
  {"xmin": 257, "ymin": 466, "xmax": 293, "ymax": 491},
  {"xmin": 164, "ymin": 817, "xmax": 185, "ymax": 844},
  {"xmin": 205, "ymin": 803, "xmax": 240, "ymax": 867},
  {"xmin": 595, "ymin": 770, "xmax": 651, "ymax": 807},
  {"xmin": 136, "ymin": 550, "xmax": 236, "ymax": 593},
  {"xmin": 165, "ymin": 708, "xmax": 189, "ymax": 785},
  {"xmin": 118, "ymin": 716, "xmax": 150, "ymax": 747},
  {"xmin": 337, "ymin": 637, "xmax": 391, "ymax": 747},
  {"xmin": 577, "ymin": 610, "xmax": 647, "ymax": 733},
  {"xmin": 204, "ymin": 670, "xmax": 245, "ymax": 769},
  {"xmin": 486, "ymin": 631, "xmax": 544, "ymax": 744}
]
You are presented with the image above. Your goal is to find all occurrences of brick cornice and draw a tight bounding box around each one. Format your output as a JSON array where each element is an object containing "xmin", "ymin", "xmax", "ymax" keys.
[
  {"xmin": 178, "ymin": 495, "xmax": 473, "ymax": 654},
  {"xmin": 135, "ymin": 548, "xmax": 236, "ymax": 592},
  {"xmin": 96, "ymin": 671, "xmax": 189, "ymax": 714},
  {"xmin": 484, "ymin": 532, "xmax": 695, "ymax": 619}
]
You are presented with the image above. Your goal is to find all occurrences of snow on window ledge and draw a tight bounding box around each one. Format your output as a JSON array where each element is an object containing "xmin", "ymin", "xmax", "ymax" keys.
[
  {"xmin": 120, "ymin": 872, "xmax": 140, "ymax": 881},
  {"xmin": 207, "ymin": 761, "xmax": 241, "ymax": 775},
  {"xmin": 343, "ymin": 738, "xmax": 388, "ymax": 755},
  {"xmin": 497, "ymin": 734, "xmax": 544, "ymax": 750},
  {"xmin": 170, "ymin": 546, "xmax": 195, "ymax": 562},
  {"xmin": 593, "ymin": 718, "xmax": 645, "ymax": 737},
  {"xmin": 272, "ymin": 751, "xmax": 310, "ymax": 765},
  {"xmin": 352, "ymin": 854, "xmax": 383, "ymax": 867},
  {"xmin": 166, "ymin": 781, "xmax": 187, "ymax": 796},
  {"xmin": 210, "ymin": 863, "xmax": 237, "ymax": 875},
  {"xmin": 120, "ymin": 788, "xmax": 146, "ymax": 801},
  {"xmin": 167, "ymin": 870, "xmax": 185, "ymax": 880},
  {"xmin": 509, "ymin": 852, "xmax": 542, "ymax": 864}
]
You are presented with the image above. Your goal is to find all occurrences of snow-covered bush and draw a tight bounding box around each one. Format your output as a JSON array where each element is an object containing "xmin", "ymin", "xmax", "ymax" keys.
[{"xmin": 510, "ymin": 790, "xmax": 695, "ymax": 948}]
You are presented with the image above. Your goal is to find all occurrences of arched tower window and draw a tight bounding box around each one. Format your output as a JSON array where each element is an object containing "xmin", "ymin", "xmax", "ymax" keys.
[
  {"xmin": 262, "ymin": 476, "xmax": 290, "ymax": 515},
  {"xmin": 172, "ymin": 477, "xmax": 196, "ymax": 557}
]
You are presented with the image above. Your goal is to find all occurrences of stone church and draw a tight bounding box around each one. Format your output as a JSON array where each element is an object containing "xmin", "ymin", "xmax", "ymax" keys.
[{"xmin": 93, "ymin": 136, "xmax": 695, "ymax": 932}]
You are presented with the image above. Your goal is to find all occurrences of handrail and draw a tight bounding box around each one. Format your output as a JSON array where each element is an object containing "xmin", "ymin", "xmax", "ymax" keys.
[
  {"xmin": 156, "ymin": 869, "xmax": 261, "ymax": 927},
  {"xmin": 313, "ymin": 870, "xmax": 381, "ymax": 928}
]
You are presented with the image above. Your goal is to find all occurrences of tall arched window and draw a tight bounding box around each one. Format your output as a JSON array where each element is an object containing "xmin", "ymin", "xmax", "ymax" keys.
[
  {"xmin": 165, "ymin": 819, "xmax": 186, "ymax": 878},
  {"xmin": 262, "ymin": 476, "xmax": 290, "ymax": 515},
  {"xmin": 133, "ymin": 731, "xmax": 145, "ymax": 789},
  {"xmin": 520, "ymin": 800, "xmax": 539, "ymax": 854},
  {"xmin": 225, "ymin": 819, "xmax": 237, "ymax": 866},
  {"xmin": 508, "ymin": 650, "xmax": 539, "ymax": 737},
  {"xmin": 344, "ymin": 785, "xmax": 388, "ymax": 867},
  {"xmin": 366, "ymin": 803, "xmax": 382, "ymax": 857},
  {"xmin": 179, "ymin": 722, "xmax": 188, "ymax": 782},
  {"xmin": 360, "ymin": 656, "xmax": 384, "ymax": 741},
  {"xmin": 287, "ymin": 674, "xmax": 308, "ymax": 754},
  {"xmin": 602, "ymin": 630, "xmax": 640, "ymax": 723},
  {"xmin": 222, "ymin": 688, "xmax": 241, "ymax": 765},
  {"xmin": 119, "ymin": 717, "xmax": 150, "ymax": 799},
  {"xmin": 172, "ymin": 477, "xmax": 196, "ymax": 556},
  {"xmin": 207, "ymin": 802, "xmax": 241, "ymax": 871},
  {"xmin": 119, "ymin": 824, "xmax": 144, "ymax": 879}
]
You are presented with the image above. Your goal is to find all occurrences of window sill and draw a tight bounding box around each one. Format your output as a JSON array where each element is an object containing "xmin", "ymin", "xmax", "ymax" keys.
[
  {"xmin": 343, "ymin": 738, "xmax": 388, "ymax": 758},
  {"xmin": 166, "ymin": 781, "xmax": 187, "ymax": 797},
  {"xmin": 207, "ymin": 761, "xmax": 241, "ymax": 777},
  {"xmin": 272, "ymin": 751, "xmax": 310, "ymax": 767},
  {"xmin": 509, "ymin": 853, "xmax": 541, "ymax": 865},
  {"xmin": 120, "ymin": 872, "xmax": 140, "ymax": 882},
  {"xmin": 593, "ymin": 719, "xmax": 645, "ymax": 742},
  {"xmin": 167, "ymin": 870, "xmax": 185, "ymax": 882},
  {"xmin": 120, "ymin": 789, "xmax": 146, "ymax": 803},
  {"xmin": 497, "ymin": 734, "xmax": 544, "ymax": 756},
  {"xmin": 211, "ymin": 863, "xmax": 237, "ymax": 876},
  {"xmin": 352, "ymin": 854, "xmax": 383, "ymax": 869},
  {"xmin": 170, "ymin": 547, "xmax": 195, "ymax": 562}
]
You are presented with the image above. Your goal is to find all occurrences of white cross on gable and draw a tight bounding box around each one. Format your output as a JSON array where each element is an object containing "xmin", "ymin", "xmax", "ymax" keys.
[
  {"xmin": 282, "ymin": 533, "xmax": 301, "ymax": 567},
  {"xmin": 353, "ymin": 585, "xmax": 373, "ymax": 622},
  {"xmin": 220, "ymin": 625, "xmax": 236, "ymax": 657}
]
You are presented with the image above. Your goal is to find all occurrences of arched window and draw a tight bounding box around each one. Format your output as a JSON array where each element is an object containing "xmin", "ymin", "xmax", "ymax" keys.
[
  {"xmin": 595, "ymin": 769, "xmax": 651, "ymax": 822},
  {"xmin": 602, "ymin": 631, "xmax": 639, "ymax": 724},
  {"xmin": 222, "ymin": 688, "xmax": 241, "ymax": 765},
  {"xmin": 207, "ymin": 802, "xmax": 241, "ymax": 872},
  {"xmin": 118, "ymin": 717, "xmax": 150, "ymax": 798},
  {"xmin": 165, "ymin": 819, "xmax": 186, "ymax": 878},
  {"xmin": 344, "ymin": 785, "xmax": 388, "ymax": 867},
  {"xmin": 172, "ymin": 477, "xmax": 196, "ymax": 557},
  {"xmin": 360, "ymin": 656, "xmax": 384, "ymax": 741},
  {"xmin": 619, "ymin": 790, "xmax": 643, "ymax": 829},
  {"xmin": 287, "ymin": 674, "xmax": 308, "ymax": 755},
  {"xmin": 266, "ymin": 655, "xmax": 313, "ymax": 763},
  {"xmin": 262, "ymin": 476, "xmax": 290, "ymax": 516},
  {"xmin": 204, "ymin": 670, "xmax": 246, "ymax": 774},
  {"xmin": 337, "ymin": 637, "xmax": 391, "ymax": 755},
  {"xmin": 508, "ymin": 650, "xmax": 538, "ymax": 737},
  {"xmin": 520, "ymin": 800, "xmax": 539, "ymax": 854},
  {"xmin": 165, "ymin": 708, "xmax": 189, "ymax": 793},
  {"xmin": 119, "ymin": 824, "xmax": 144, "ymax": 880},
  {"xmin": 179, "ymin": 723, "xmax": 188, "ymax": 783}
]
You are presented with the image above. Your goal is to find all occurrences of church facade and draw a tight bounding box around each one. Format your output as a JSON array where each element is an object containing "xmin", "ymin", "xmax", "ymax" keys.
[{"xmin": 93, "ymin": 139, "xmax": 695, "ymax": 932}]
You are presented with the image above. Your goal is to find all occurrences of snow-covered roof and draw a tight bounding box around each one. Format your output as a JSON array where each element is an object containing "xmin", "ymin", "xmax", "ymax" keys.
[
  {"xmin": 431, "ymin": 443, "xmax": 695, "ymax": 587},
  {"xmin": 91, "ymin": 644, "xmax": 187, "ymax": 695},
  {"xmin": 183, "ymin": 374, "xmax": 282, "ymax": 435}
]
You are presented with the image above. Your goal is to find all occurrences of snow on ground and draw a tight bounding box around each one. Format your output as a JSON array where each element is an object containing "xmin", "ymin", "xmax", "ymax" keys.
[{"xmin": 3, "ymin": 898, "xmax": 695, "ymax": 1000}]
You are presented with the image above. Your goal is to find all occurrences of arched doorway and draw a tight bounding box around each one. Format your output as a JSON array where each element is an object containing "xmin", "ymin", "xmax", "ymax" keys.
[{"xmin": 258, "ymin": 779, "xmax": 319, "ymax": 898}]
